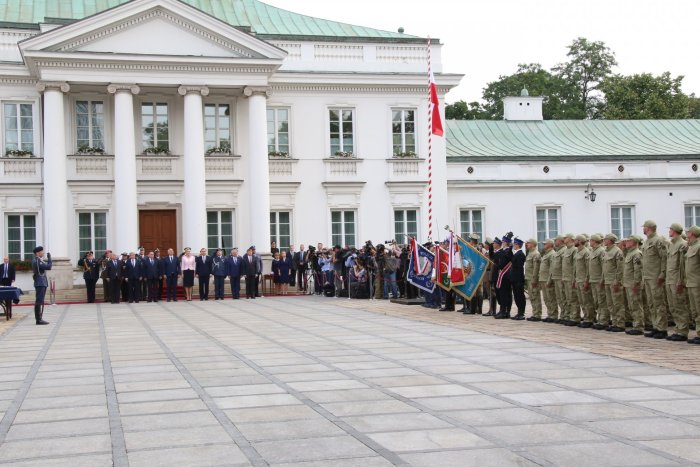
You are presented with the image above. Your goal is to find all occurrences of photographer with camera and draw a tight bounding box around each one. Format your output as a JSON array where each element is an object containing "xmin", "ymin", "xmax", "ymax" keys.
[
  {"xmin": 78, "ymin": 251, "xmax": 99, "ymax": 303},
  {"xmin": 374, "ymin": 244, "xmax": 386, "ymax": 300},
  {"xmin": 32, "ymin": 246, "xmax": 52, "ymax": 325}
]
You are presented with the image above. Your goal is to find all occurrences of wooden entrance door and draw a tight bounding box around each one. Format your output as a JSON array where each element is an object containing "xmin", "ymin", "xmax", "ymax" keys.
[{"xmin": 139, "ymin": 210, "xmax": 177, "ymax": 253}]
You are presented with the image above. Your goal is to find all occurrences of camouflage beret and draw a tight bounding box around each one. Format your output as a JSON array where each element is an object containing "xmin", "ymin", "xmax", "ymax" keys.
[
  {"xmin": 590, "ymin": 234, "xmax": 603, "ymax": 242},
  {"xmin": 669, "ymin": 223, "xmax": 684, "ymax": 234},
  {"xmin": 604, "ymin": 233, "xmax": 618, "ymax": 242},
  {"xmin": 642, "ymin": 220, "xmax": 657, "ymax": 228}
]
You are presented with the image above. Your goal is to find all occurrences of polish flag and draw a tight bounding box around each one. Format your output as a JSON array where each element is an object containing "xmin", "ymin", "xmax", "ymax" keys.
[{"xmin": 429, "ymin": 68, "xmax": 444, "ymax": 137}]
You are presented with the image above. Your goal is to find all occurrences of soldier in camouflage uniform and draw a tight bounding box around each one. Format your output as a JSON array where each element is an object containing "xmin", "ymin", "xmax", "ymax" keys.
[
  {"xmin": 641, "ymin": 220, "xmax": 669, "ymax": 339},
  {"xmin": 602, "ymin": 233, "xmax": 625, "ymax": 332},
  {"xmin": 524, "ymin": 238, "xmax": 542, "ymax": 321},
  {"xmin": 549, "ymin": 235, "xmax": 566, "ymax": 323},
  {"xmin": 666, "ymin": 223, "xmax": 691, "ymax": 341},
  {"xmin": 574, "ymin": 234, "xmax": 595, "ymax": 328},
  {"xmin": 623, "ymin": 235, "xmax": 645, "ymax": 335},
  {"xmin": 561, "ymin": 233, "xmax": 580, "ymax": 326},
  {"xmin": 681, "ymin": 226, "xmax": 700, "ymax": 345},
  {"xmin": 589, "ymin": 234, "xmax": 609, "ymax": 330},
  {"xmin": 539, "ymin": 239, "xmax": 558, "ymax": 322}
]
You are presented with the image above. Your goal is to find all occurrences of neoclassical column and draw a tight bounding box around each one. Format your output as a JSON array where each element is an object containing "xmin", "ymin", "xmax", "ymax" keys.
[
  {"xmin": 37, "ymin": 81, "xmax": 72, "ymax": 288},
  {"xmin": 244, "ymin": 86, "xmax": 271, "ymax": 253},
  {"xmin": 108, "ymin": 84, "xmax": 140, "ymax": 253},
  {"xmin": 178, "ymin": 85, "xmax": 209, "ymax": 250}
]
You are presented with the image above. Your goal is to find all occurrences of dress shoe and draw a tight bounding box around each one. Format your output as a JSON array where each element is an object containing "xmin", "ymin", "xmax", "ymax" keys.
[
  {"xmin": 579, "ymin": 322, "xmax": 593, "ymax": 328},
  {"xmin": 494, "ymin": 312, "xmax": 508, "ymax": 319},
  {"xmin": 439, "ymin": 307, "xmax": 454, "ymax": 312},
  {"xmin": 564, "ymin": 321, "xmax": 579, "ymax": 327},
  {"xmin": 592, "ymin": 323, "xmax": 606, "ymax": 330},
  {"xmin": 482, "ymin": 311, "xmax": 494, "ymax": 317},
  {"xmin": 653, "ymin": 331, "xmax": 668, "ymax": 339},
  {"xmin": 644, "ymin": 330, "xmax": 656, "ymax": 338},
  {"xmin": 666, "ymin": 333, "xmax": 687, "ymax": 342},
  {"xmin": 625, "ymin": 329, "xmax": 643, "ymax": 335},
  {"xmin": 542, "ymin": 317, "xmax": 555, "ymax": 323},
  {"xmin": 463, "ymin": 309, "xmax": 476, "ymax": 315},
  {"xmin": 526, "ymin": 316, "xmax": 541, "ymax": 322},
  {"xmin": 36, "ymin": 320, "xmax": 49, "ymax": 325},
  {"xmin": 609, "ymin": 326, "xmax": 625, "ymax": 332},
  {"xmin": 512, "ymin": 314, "xmax": 525, "ymax": 321},
  {"xmin": 688, "ymin": 337, "xmax": 700, "ymax": 345}
]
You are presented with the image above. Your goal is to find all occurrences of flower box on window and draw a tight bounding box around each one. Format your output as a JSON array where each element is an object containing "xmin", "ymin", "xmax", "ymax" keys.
[
  {"xmin": 10, "ymin": 260, "xmax": 32, "ymax": 271},
  {"xmin": 76, "ymin": 145, "xmax": 105, "ymax": 156},
  {"xmin": 333, "ymin": 151, "xmax": 355, "ymax": 158},
  {"xmin": 5, "ymin": 149, "xmax": 33, "ymax": 158},
  {"xmin": 268, "ymin": 151, "xmax": 290, "ymax": 159},
  {"xmin": 143, "ymin": 146, "xmax": 171, "ymax": 155},
  {"xmin": 393, "ymin": 151, "xmax": 417, "ymax": 158},
  {"xmin": 206, "ymin": 143, "xmax": 231, "ymax": 156}
]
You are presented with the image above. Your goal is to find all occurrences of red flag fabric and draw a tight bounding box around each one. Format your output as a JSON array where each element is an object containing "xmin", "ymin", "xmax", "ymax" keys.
[{"xmin": 429, "ymin": 69, "xmax": 444, "ymax": 137}]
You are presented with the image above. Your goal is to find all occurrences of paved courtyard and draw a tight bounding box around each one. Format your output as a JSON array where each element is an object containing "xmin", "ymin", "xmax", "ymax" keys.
[{"xmin": 0, "ymin": 298, "xmax": 700, "ymax": 466}]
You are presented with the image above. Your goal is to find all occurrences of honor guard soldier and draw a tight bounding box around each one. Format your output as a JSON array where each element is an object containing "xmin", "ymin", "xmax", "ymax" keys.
[
  {"xmin": 510, "ymin": 237, "xmax": 526, "ymax": 320},
  {"xmin": 494, "ymin": 233, "xmax": 514, "ymax": 319},
  {"xmin": 641, "ymin": 220, "xmax": 669, "ymax": 339},
  {"xmin": 78, "ymin": 251, "xmax": 100, "ymax": 303},
  {"xmin": 524, "ymin": 238, "xmax": 542, "ymax": 321},
  {"xmin": 550, "ymin": 235, "xmax": 566, "ymax": 323},
  {"xmin": 574, "ymin": 235, "xmax": 595, "ymax": 328},
  {"xmin": 561, "ymin": 233, "xmax": 580, "ymax": 326},
  {"xmin": 602, "ymin": 234, "xmax": 625, "ymax": 332},
  {"xmin": 588, "ymin": 234, "xmax": 609, "ymax": 330},
  {"xmin": 666, "ymin": 223, "xmax": 691, "ymax": 341},
  {"xmin": 32, "ymin": 246, "xmax": 51, "ymax": 325},
  {"xmin": 489, "ymin": 237, "xmax": 502, "ymax": 316},
  {"xmin": 623, "ymin": 236, "xmax": 645, "ymax": 335},
  {"xmin": 539, "ymin": 239, "xmax": 558, "ymax": 322},
  {"xmin": 681, "ymin": 226, "xmax": 700, "ymax": 345}
]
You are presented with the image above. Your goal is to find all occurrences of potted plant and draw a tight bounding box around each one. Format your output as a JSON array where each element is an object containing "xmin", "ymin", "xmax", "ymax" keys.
[
  {"xmin": 5, "ymin": 149, "xmax": 33, "ymax": 157},
  {"xmin": 268, "ymin": 151, "xmax": 289, "ymax": 158},
  {"xmin": 333, "ymin": 151, "xmax": 355, "ymax": 158},
  {"xmin": 143, "ymin": 146, "xmax": 170, "ymax": 155},
  {"xmin": 10, "ymin": 259, "xmax": 32, "ymax": 271},
  {"xmin": 206, "ymin": 143, "xmax": 231, "ymax": 156},
  {"xmin": 77, "ymin": 145, "xmax": 105, "ymax": 155},
  {"xmin": 393, "ymin": 150, "xmax": 417, "ymax": 158}
]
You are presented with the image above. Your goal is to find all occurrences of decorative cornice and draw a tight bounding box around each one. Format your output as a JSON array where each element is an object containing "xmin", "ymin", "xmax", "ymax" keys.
[
  {"xmin": 34, "ymin": 60, "xmax": 275, "ymax": 75},
  {"xmin": 270, "ymin": 84, "xmax": 452, "ymax": 94},
  {"xmin": 177, "ymin": 85, "xmax": 210, "ymax": 97},
  {"xmin": 243, "ymin": 86, "xmax": 270, "ymax": 98},
  {"xmin": 107, "ymin": 83, "xmax": 140, "ymax": 95},
  {"xmin": 0, "ymin": 77, "xmax": 37, "ymax": 86},
  {"xmin": 56, "ymin": 8, "xmax": 254, "ymax": 58},
  {"xmin": 36, "ymin": 81, "xmax": 70, "ymax": 93}
]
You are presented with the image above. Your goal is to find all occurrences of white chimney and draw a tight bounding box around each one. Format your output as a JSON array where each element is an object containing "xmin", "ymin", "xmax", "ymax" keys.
[{"xmin": 503, "ymin": 88, "xmax": 543, "ymax": 121}]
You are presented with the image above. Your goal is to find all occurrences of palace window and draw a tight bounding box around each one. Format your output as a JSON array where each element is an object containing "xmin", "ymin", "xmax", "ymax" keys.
[
  {"xmin": 207, "ymin": 211, "xmax": 234, "ymax": 254},
  {"xmin": 460, "ymin": 209, "xmax": 483, "ymax": 240},
  {"xmin": 611, "ymin": 206, "xmax": 634, "ymax": 239},
  {"xmin": 141, "ymin": 102, "xmax": 169, "ymax": 151},
  {"xmin": 6, "ymin": 214, "xmax": 36, "ymax": 260},
  {"xmin": 3, "ymin": 103, "xmax": 34, "ymax": 155},
  {"xmin": 536, "ymin": 207, "xmax": 560, "ymax": 248},
  {"xmin": 392, "ymin": 109, "xmax": 416, "ymax": 156},
  {"xmin": 204, "ymin": 104, "xmax": 230, "ymax": 152},
  {"xmin": 75, "ymin": 101, "xmax": 105, "ymax": 151},
  {"xmin": 78, "ymin": 212, "xmax": 107, "ymax": 257},
  {"xmin": 329, "ymin": 108, "xmax": 354, "ymax": 155},
  {"xmin": 267, "ymin": 108, "xmax": 289, "ymax": 155},
  {"xmin": 270, "ymin": 211, "xmax": 291, "ymax": 250},
  {"xmin": 685, "ymin": 204, "xmax": 700, "ymax": 228},
  {"xmin": 331, "ymin": 210, "xmax": 356, "ymax": 247},
  {"xmin": 394, "ymin": 209, "xmax": 418, "ymax": 241}
]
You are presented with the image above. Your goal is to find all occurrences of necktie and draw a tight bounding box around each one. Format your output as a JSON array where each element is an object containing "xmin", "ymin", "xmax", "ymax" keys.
[
  {"xmin": 132, "ymin": 260, "xmax": 135, "ymax": 267},
  {"xmin": 3, "ymin": 266, "xmax": 7, "ymax": 278}
]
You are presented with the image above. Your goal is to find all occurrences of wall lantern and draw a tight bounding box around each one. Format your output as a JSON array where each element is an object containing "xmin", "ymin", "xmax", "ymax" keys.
[{"xmin": 584, "ymin": 183, "xmax": 597, "ymax": 203}]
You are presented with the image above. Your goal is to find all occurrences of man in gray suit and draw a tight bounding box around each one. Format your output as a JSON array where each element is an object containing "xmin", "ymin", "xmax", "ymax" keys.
[{"xmin": 32, "ymin": 246, "xmax": 52, "ymax": 325}]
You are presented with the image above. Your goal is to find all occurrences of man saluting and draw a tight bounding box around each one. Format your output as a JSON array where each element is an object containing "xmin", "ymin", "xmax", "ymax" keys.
[{"xmin": 32, "ymin": 246, "xmax": 51, "ymax": 325}]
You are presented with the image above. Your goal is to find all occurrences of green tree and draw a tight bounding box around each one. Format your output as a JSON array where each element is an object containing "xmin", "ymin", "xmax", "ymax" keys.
[
  {"xmin": 689, "ymin": 94, "xmax": 700, "ymax": 119},
  {"xmin": 480, "ymin": 63, "xmax": 585, "ymax": 120},
  {"xmin": 554, "ymin": 37, "xmax": 617, "ymax": 118},
  {"xmin": 445, "ymin": 100, "xmax": 487, "ymax": 120},
  {"xmin": 599, "ymin": 72, "xmax": 690, "ymax": 119}
]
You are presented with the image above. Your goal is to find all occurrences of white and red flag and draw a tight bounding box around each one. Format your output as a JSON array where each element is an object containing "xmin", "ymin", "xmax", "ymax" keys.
[{"xmin": 429, "ymin": 68, "xmax": 443, "ymax": 137}]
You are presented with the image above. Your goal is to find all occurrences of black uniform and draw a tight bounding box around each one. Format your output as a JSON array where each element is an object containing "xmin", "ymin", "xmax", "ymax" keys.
[
  {"xmin": 495, "ymin": 245, "xmax": 513, "ymax": 317},
  {"xmin": 511, "ymin": 248, "xmax": 526, "ymax": 317},
  {"xmin": 78, "ymin": 256, "xmax": 100, "ymax": 303}
]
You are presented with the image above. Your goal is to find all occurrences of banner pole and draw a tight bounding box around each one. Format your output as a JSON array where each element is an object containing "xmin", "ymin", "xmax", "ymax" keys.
[{"xmin": 427, "ymin": 37, "xmax": 433, "ymax": 242}]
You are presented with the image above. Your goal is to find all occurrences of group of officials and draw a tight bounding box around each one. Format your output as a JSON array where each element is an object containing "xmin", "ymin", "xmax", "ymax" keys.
[
  {"xmin": 78, "ymin": 245, "xmax": 264, "ymax": 305},
  {"xmin": 445, "ymin": 220, "xmax": 700, "ymax": 345}
]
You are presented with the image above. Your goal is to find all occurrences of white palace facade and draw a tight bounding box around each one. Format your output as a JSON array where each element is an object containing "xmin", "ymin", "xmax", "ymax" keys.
[{"xmin": 0, "ymin": 0, "xmax": 699, "ymax": 290}]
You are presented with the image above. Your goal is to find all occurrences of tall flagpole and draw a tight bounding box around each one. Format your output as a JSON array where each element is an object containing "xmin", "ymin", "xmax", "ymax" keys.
[{"xmin": 427, "ymin": 37, "xmax": 433, "ymax": 242}]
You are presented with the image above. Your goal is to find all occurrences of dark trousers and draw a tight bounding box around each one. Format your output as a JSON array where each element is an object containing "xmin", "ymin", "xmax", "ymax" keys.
[
  {"xmin": 297, "ymin": 268, "xmax": 307, "ymax": 291},
  {"xmin": 245, "ymin": 274, "xmax": 256, "ymax": 298},
  {"xmin": 229, "ymin": 275, "xmax": 241, "ymax": 298},
  {"xmin": 497, "ymin": 281, "xmax": 513, "ymax": 313},
  {"xmin": 157, "ymin": 278, "xmax": 163, "ymax": 301},
  {"xmin": 214, "ymin": 275, "xmax": 225, "ymax": 299},
  {"xmin": 289, "ymin": 269, "xmax": 296, "ymax": 287},
  {"xmin": 140, "ymin": 280, "xmax": 148, "ymax": 301},
  {"xmin": 85, "ymin": 278, "xmax": 97, "ymax": 303},
  {"xmin": 110, "ymin": 279, "xmax": 120, "ymax": 303},
  {"xmin": 166, "ymin": 274, "xmax": 178, "ymax": 301},
  {"xmin": 198, "ymin": 274, "xmax": 210, "ymax": 300},
  {"xmin": 512, "ymin": 282, "xmax": 526, "ymax": 314},
  {"xmin": 147, "ymin": 278, "xmax": 159, "ymax": 302},
  {"xmin": 121, "ymin": 279, "xmax": 128, "ymax": 302},
  {"xmin": 444, "ymin": 290, "xmax": 456, "ymax": 310},
  {"xmin": 254, "ymin": 274, "xmax": 260, "ymax": 296},
  {"xmin": 128, "ymin": 278, "xmax": 140, "ymax": 302},
  {"xmin": 34, "ymin": 286, "xmax": 47, "ymax": 322}
]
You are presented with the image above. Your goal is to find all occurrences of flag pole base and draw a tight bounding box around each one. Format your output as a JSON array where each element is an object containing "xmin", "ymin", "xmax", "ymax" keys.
[{"xmin": 390, "ymin": 297, "xmax": 425, "ymax": 306}]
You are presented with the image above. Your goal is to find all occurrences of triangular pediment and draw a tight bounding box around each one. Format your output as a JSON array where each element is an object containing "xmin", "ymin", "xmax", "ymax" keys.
[{"xmin": 20, "ymin": 0, "xmax": 286, "ymax": 61}]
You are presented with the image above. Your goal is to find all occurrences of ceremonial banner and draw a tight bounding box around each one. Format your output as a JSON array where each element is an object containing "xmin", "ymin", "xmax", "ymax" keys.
[
  {"xmin": 407, "ymin": 238, "xmax": 435, "ymax": 293},
  {"xmin": 448, "ymin": 233, "xmax": 466, "ymax": 286},
  {"xmin": 451, "ymin": 235, "xmax": 489, "ymax": 300},
  {"xmin": 435, "ymin": 246, "xmax": 452, "ymax": 291}
]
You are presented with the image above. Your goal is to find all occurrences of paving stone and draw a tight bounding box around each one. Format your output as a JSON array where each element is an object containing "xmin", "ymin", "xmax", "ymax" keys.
[
  {"xmin": 6, "ymin": 418, "xmax": 110, "ymax": 441},
  {"xmin": 0, "ymin": 434, "xmax": 111, "ymax": 461},
  {"xmin": 118, "ymin": 398, "xmax": 208, "ymax": 416},
  {"xmin": 478, "ymin": 422, "xmax": 609, "ymax": 445},
  {"xmin": 288, "ymin": 379, "xmax": 370, "ymax": 392},
  {"xmin": 526, "ymin": 441, "xmax": 678, "ymax": 466},
  {"xmin": 5, "ymin": 454, "xmax": 113, "ymax": 467},
  {"xmin": 205, "ymin": 383, "xmax": 286, "ymax": 397},
  {"xmin": 385, "ymin": 384, "xmax": 477, "ymax": 398},
  {"xmin": 400, "ymin": 447, "xmax": 538, "ymax": 467},
  {"xmin": 127, "ymin": 444, "xmax": 249, "ymax": 467},
  {"xmin": 116, "ymin": 388, "xmax": 199, "ymax": 404},
  {"xmin": 237, "ymin": 418, "xmax": 346, "ymax": 441},
  {"xmin": 589, "ymin": 387, "xmax": 694, "ymax": 401},
  {"xmin": 270, "ymin": 456, "xmax": 395, "ymax": 467},
  {"xmin": 448, "ymin": 407, "xmax": 556, "ymax": 426},
  {"xmin": 342, "ymin": 412, "xmax": 453, "ymax": 433},
  {"xmin": 124, "ymin": 425, "xmax": 231, "ymax": 450},
  {"xmin": 13, "ymin": 405, "xmax": 108, "ymax": 424},
  {"xmin": 224, "ymin": 405, "xmax": 322, "ymax": 423},
  {"xmin": 214, "ymin": 393, "xmax": 302, "ymax": 409},
  {"xmin": 586, "ymin": 417, "xmax": 700, "ymax": 440},
  {"xmin": 121, "ymin": 410, "xmax": 220, "ymax": 431},
  {"xmin": 417, "ymin": 394, "xmax": 514, "ymax": 411},
  {"xmin": 320, "ymin": 399, "xmax": 420, "ymax": 417},
  {"xmin": 368, "ymin": 428, "xmax": 492, "ymax": 451},
  {"xmin": 503, "ymin": 390, "xmax": 606, "ymax": 406},
  {"xmin": 252, "ymin": 435, "xmax": 376, "ymax": 463},
  {"xmin": 540, "ymin": 402, "xmax": 656, "ymax": 421},
  {"xmin": 549, "ymin": 377, "xmax": 645, "ymax": 390},
  {"xmin": 469, "ymin": 380, "xmax": 563, "ymax": 394}
]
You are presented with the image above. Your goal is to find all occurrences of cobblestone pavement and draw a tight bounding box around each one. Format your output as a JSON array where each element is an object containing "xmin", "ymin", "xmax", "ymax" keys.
[{"xmin": 0, "ymin": 297, "xmax": 699, "ymax": 466}]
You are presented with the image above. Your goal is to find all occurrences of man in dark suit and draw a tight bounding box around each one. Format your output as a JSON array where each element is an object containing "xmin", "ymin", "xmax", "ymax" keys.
[
  {"xmin": 162, "ymin": 248, "xmax": 180, "ymax": 302},
  {"xmin": 195, "ymin": 248, "xmax": 212, "ymax": 301},
  {"xmin": 288, "ymin": 244, "xmax": 297, "ymax": 288},
  {"xmin": 294, "ymin": 244, "xmax": 308, "ymax": 292},
  {"xmin": 242, "ymin": 247, "xmax": 258, "ymax": 299},
  {"xmin": 225, "ymin": 248, "xmax": 243, "ymax": 299},
  {"xmin": 120, "ymin": 252, "xmax": 129, "ymax": 302},
  {"xmin": 124, "ymin": 252, "xmax": 142, "ymax": 303},
  {"xmin": 138, "ymin": 247, "xmax": 148, "ymax": 301},
  {"xmin": 1, "ymin": 256, "xmax": 16, "ymax": 318},
  {"xmin": 251, "ymin": 246, "xmax": 263, "ymax": 297},
  {"xmin": 510, "ymin": 237, "xmax": 527, "ymax": 320},
  {"xmin": 106, "ymin": 252, "xmax": 122, "ymax": 304},
  {"xmin": 154, "ymin": 248, "xmax": 163, "ymax": 301},
  {"xmin": 77, "ymin": 251, "xmax": 100, "ymax": 303},
  {"xmin": 142, "ymin": 251, "xmax": 160, "ymax": 302}
]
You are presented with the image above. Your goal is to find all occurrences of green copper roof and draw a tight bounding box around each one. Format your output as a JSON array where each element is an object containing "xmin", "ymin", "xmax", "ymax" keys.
[
  {"xmin": 446, "ymin": 119, "xmax": 700, "ymax": 161},
  {"xmin": 0, "ymin": 0, "xmax": 417, "ymax": 40}
]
